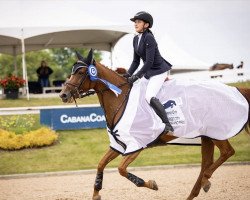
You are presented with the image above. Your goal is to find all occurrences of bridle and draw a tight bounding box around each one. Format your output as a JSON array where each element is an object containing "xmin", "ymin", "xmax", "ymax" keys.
[
  {"xmin": 64, "ymin": 61, "xmax": 131, "ymax": 129},
  {"xmin": 64, "ymin": 61, "xmax": 92, "ymax": 106},
  {"xmin": 65, "ymin": 61, "xmax": 129, "ymax": 108}
]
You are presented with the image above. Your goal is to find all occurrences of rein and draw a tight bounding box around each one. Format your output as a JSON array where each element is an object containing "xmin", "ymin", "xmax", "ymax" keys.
[
  {"xmin": 66, "ymin": 77, "xmax": 128, "ymax": 107},
  {"xmin": 65, "ymin": 62, "xmax": 131, "ymax": 128}
]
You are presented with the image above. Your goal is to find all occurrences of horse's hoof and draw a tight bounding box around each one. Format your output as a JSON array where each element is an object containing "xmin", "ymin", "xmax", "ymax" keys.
[
  {"xmin": 92, "ymin": 195, "xmax": 101, "ymax": 200},
  {"xmin": 148, "ymin": 180, "xmax": 158, "ymax": 191},
  {"xmin": 203, "ymin": 180, "xmax": 211, "ymax": 193}
]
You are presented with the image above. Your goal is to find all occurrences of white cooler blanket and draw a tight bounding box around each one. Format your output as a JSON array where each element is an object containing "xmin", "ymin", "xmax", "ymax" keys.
[{"xmin": 107, "ymin": 78, "xmax": 248, "ymax": 155}]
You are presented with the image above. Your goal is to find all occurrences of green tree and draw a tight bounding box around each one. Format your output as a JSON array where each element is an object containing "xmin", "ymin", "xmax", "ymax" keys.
[
  {"xmin": 0, "ymin": 50, "xmax": 52, "ymax": 80},
  {"xmin": 0, "ymin": 48, "xmax": 102, "ymax": 83},
  {"xmin": 0, "ymin": 54, "xmax": 21, "ymax": 77},
  {"xmin": 26, "ymin": 51, "xmax": 53, "ymax": 81},
  {"xmin": 50, "ymin": 48, "xmax": 102, "ymax": 80}
]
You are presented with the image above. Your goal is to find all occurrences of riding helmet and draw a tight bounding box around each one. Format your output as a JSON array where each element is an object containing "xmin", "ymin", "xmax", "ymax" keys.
[{"xmin": 130, "ymin": 11, "xmax": 153, "ymax": 28}]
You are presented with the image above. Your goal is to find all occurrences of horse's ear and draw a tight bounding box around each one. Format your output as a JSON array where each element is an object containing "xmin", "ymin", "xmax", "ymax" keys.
[
  {"xmin": 86, "ymin": 48, "xmax": 94, "ymax": 65},
  {"xmin": 75, "ymin": 50, "xmax": 84, "ymax": 61}
]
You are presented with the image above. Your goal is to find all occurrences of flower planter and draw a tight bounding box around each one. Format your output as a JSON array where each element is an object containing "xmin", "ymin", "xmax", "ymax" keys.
[
  {"xmin": 0, "ymin": 75, "xmax": 25, "ymax": 99},
  {"xmin": 4, "ymin": 89, "xmax": 19, "ymax": 99}
]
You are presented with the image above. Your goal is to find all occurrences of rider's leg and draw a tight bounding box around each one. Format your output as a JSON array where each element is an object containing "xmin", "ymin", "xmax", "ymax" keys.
[
  {"xmin": 150, "ymin": 97, "xmax": 174, "ymax": 132},
  {"xmin": 145, "ymin": 71, "xmax": 174, "ymax": 132}
]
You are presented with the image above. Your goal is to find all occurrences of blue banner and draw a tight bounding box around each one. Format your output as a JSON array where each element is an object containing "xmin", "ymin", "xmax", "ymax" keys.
[{"xmin": 40, "ymin": 106, "xmax": 106, "ymax": 130}]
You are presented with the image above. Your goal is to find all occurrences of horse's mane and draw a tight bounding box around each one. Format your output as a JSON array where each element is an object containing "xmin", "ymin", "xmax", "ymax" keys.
[{"xmin": 96, "ymin": 61, "xmax": 126, "ymax": 81}]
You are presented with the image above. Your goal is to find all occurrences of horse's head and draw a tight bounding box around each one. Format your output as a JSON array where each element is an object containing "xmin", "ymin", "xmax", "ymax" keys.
[
  {"xmin": 229, "ymin": 64, "xmax": 234, "ymax": 69},
  {"xmin": 59, "ymin": 49, "xmax": 95, "ymax": 103}
]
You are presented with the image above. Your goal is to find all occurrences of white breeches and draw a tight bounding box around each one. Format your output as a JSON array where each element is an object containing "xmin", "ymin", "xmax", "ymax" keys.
[{"xmin": 145, "ymin": 71, "xmax": 169, "ymax": 103}]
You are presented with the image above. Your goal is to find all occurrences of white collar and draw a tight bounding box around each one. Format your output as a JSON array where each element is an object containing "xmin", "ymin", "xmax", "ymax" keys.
[
  {"xmin": 137, "ymin": 33, "xmax": 143, "ymax": 47},
  {"xmin": 138, "ymin": 33, "xmax": 142, "ymax": 38}
]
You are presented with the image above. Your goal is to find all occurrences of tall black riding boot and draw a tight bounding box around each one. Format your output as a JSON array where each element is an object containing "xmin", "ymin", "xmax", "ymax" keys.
[{"xmin": 150, "ymin": 97, "xmax": 174, "ymax": 132}]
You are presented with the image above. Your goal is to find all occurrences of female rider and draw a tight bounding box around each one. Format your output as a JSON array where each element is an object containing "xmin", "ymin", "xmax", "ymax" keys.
[{"xmin": 125, "ymin": 11, "xmax": 174, "ymax": 133}]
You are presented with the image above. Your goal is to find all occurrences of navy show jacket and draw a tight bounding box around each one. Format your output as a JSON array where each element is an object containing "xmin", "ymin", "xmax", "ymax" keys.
[{"xmin": 128, "ymin": 30, "xmax": 172, "ymax": 79}]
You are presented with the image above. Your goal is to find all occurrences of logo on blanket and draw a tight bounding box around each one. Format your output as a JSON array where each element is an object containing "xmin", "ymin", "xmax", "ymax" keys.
[
  {"xmin": 163, "ymin": 98, "xmax": 186, "ymax": 126},
  {"xmin": 163, "ymin": 100, "xmax": 176, "ymax": 109}
]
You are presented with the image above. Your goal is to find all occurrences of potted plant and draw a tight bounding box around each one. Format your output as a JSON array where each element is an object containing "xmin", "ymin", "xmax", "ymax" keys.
[{"xmin": 0, "ymin": 75, "xmax": 26, "ymax": 99}]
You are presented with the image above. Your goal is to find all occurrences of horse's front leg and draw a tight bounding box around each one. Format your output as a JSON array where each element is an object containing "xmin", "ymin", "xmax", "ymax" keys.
[
  {"xmin": 92, "ymin": 148, "xmax": 120, "ymax": 200},
  {"xmin": 118, "ymin": 150, "xmax": 158, "ymax": 191}
]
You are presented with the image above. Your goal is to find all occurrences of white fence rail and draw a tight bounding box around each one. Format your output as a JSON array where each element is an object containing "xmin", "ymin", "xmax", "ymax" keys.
[
  {"xmin": 0, "ymin": 104, "xmax": 100, "ymax": 115},
  {"xmin": 171, "ymin": 68, "xmax": 249, "ymax": 83}
]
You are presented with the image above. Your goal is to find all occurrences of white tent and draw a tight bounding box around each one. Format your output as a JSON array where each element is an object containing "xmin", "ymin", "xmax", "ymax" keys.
[
  {"xmin": 158, "ymin": 35, "xmax": 210, "ymax": 71},
  {"xmin": 0, "ymin": 7, "xmax": 132, "ymax": 99},
  {"xmin": 109, "ymin": 33, "xmax": 210, "ymax": 71},
  {"xmin": 0, "ymin": 26, "xmax": 132, "ymax": 55}
]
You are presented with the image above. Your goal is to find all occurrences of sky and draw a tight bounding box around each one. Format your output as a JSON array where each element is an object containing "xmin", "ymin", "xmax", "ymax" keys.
[
  {"xmin": 91, "ymin": 0, "xmax": 250, "ymax": 69},
  {"xmin": 0, "ymin": 0, "xmax": 249, "ymax": 69}
]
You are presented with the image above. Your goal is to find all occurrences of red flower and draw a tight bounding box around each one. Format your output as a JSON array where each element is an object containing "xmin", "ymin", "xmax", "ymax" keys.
[{"xmin": 0, "ymin": 75, "xmax": 26, "ymax": 89}]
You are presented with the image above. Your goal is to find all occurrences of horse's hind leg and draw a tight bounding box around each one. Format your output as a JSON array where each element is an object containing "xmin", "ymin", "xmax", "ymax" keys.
[
  {"xmin": 118, "ymin": 150, "xmax": 159, "ymax": 191},
  {"xmin": 202, "ymin": 140, "xmax": 235, "ymax": 184},
  {"xmin": 92, "ymin": 148, "xmax": 120, "ymax": 200},
  {"xmin": 187, "ymin": 137, "xmax": 214, "ymax": 200}
]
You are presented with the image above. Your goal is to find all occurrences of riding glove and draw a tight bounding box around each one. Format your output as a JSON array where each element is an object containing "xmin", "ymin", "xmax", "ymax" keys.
[
  {"xmin": 123, "ymin": 73, "xmax": 131, "ymax": 78},
  {"xmin": 128, "ymin": 75, "xmax": 139, "ymax": 84}
]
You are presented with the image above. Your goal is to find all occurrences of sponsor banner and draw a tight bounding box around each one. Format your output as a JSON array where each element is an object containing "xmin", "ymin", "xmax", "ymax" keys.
[{"xmin": 40, "ymin": 106, "xmax": 106, "ymax": 130}]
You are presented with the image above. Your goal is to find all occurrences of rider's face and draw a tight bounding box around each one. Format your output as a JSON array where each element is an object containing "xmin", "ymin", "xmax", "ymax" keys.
[{"xmin": 134, "ymin": 19, "xmax": 149, "ymax": 33}]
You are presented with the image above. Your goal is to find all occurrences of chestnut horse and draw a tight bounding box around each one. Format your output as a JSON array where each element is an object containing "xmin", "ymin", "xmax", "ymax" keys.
[
  {"xmin": 59, "ymin": 50, "xmax": 250, "ymax": 200},
  {"xmin": 209, "ymin": 63, "xmax": 234, "ymax": 71}
]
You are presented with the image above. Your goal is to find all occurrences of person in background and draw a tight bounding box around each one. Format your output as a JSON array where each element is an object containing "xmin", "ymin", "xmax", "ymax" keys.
[
  {"xmin": 124, "ymin": 11, "xmax": 174, "ymax": 133},
  {"xmin": 36, "ymin": 60, "xmax": 53, "ymax": 87},
  {"xmin": 237, "ymin": 61, "xmax": 244, "ymax": 69}
]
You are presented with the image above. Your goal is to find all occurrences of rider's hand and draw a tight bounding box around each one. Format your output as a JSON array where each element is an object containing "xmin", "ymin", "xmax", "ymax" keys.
[
  {"xmin": 128, "ymin": 75, "xmax": 139, "ymax": 84},
  {"xmin": 123, "ymin": 73, "xmax": 131, "ymax": 79}
]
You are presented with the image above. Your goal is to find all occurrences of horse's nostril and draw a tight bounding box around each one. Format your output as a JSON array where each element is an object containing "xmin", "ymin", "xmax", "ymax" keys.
[{"xmin": 60, "ymin": 93, "xmax": 67, "ymax": 98}]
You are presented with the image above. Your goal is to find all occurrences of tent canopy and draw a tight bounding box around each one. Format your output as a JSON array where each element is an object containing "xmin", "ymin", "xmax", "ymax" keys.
[
  {"xmin": 0, "ymin": 5, "xmax": 132, "ymax": 100},
  {"xmin": 0, "ymin": 3, "xmax": 132, "ymax": 55},
  {"xmin": 0, "ymin": 34, "xmax": 20, "ymax": 55},
  {"xmin": 0, "ymin": 26, "xmax": 132, "ymax": 55}
]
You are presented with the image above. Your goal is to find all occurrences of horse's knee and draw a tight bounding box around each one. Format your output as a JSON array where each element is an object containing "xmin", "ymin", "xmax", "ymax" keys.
[{"xmin": 118, "ymin": 166, "xmax": 127, "ymax": 177}]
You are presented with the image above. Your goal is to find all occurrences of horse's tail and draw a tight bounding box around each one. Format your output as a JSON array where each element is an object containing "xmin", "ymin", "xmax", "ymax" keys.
[{"xmin": 238, "ymin": 88, "xmax": 250, "ymax": 135}]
